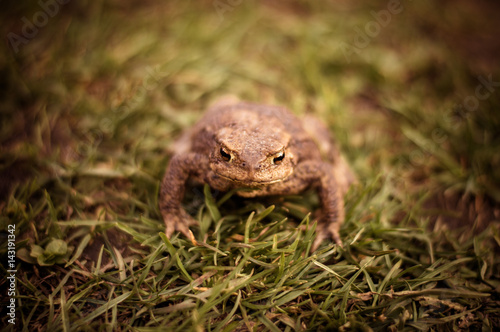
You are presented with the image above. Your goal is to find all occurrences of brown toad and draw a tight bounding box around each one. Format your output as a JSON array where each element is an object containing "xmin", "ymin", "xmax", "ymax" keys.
[{"xmin": 159, "ymin": 97, "xmax": 355, "ymax": 249}]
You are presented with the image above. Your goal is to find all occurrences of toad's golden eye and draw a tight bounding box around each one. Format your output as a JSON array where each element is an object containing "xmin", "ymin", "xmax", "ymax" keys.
[
  {"xmin": 273, "ymin": 151, "xmax": 285, "ymax": 164},
  {"xmin": 220, "ymin": 147, "xmax": 232, "ymax": 162}
]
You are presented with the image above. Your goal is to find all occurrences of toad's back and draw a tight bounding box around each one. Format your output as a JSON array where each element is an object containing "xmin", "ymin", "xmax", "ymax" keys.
[{"xmin": 188, "ymin": 102, "xmax": 317, "ymax": 159}]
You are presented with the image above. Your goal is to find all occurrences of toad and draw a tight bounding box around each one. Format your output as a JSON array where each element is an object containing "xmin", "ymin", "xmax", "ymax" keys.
[{"xmin": 159, "ymin": 97, "xmax": 355, "ymax": 249}]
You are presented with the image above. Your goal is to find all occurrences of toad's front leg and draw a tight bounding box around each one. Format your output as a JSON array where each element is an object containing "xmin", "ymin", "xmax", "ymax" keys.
[
  {"xmin": 293, "ymin": 161, "xmax": 345, "ymax": 250},
  {"xmin": 159, "ymin": 153, "xmax": 209, "ymax": 238}
]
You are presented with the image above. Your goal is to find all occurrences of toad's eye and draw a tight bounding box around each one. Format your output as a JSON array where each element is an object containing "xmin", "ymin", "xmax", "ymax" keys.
[
  {"xmin": 220, "ymin": 147, "xmax": 232, "ymax": 162},
  {"xmin": 273, "ymin": 151, "xmax": 285, "ymax": 164}
]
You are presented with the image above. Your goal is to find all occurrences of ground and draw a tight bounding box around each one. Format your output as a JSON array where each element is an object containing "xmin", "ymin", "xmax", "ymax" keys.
[{"xmin": 1, "ymin": 0, "xmax": 500, "ymax": 331}]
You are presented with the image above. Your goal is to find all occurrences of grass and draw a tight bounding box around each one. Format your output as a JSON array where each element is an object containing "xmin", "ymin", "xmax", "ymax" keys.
[{"xmin": 1, "ymin": 0, "xmax": 500, "ymax": 330}]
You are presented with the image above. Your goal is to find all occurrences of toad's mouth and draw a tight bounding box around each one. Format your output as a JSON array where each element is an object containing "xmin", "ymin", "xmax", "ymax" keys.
[{"xmin": 216, "ymin": 173, "xmax": 289, "ymax": 186}]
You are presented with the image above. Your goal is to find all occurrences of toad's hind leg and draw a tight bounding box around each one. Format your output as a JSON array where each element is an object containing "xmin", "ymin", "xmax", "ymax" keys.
[{"xmin": 302, "ymin": 115, "xmax": 356, "ymax": 194}]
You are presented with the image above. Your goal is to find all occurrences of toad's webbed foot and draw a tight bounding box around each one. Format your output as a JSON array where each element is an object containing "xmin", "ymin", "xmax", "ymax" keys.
[
  {"xmin": 163, "ymin": 208, "xmax": 198, "ymax": 239},
  {"xmin": 311, "ymin": 218, "xmax": 343, "ymax": 252}
]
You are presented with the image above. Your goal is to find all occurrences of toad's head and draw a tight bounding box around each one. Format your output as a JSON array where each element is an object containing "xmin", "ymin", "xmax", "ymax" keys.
[{"xmin": 209, "ymin": 120, "xmax": 296, "ymax": 186}]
